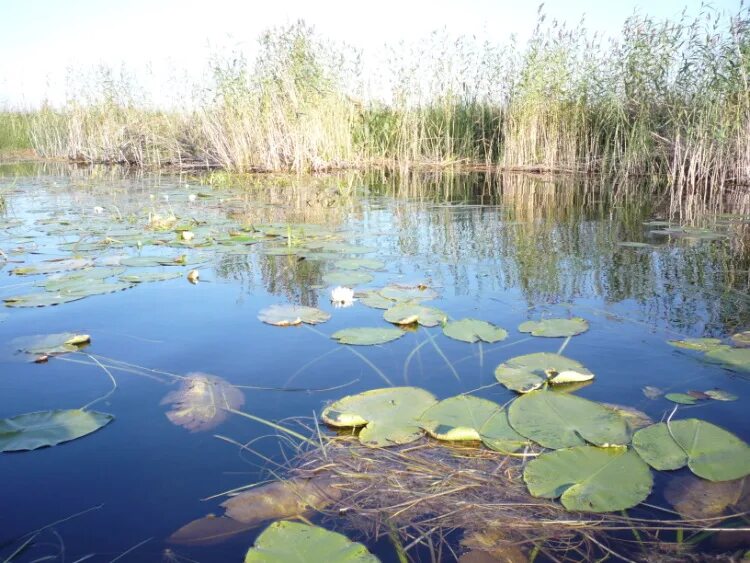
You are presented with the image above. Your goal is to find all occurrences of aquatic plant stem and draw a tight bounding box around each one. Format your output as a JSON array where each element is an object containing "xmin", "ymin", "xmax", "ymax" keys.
[
  {"xmin": 422, "ymin": 327, "xmax": 461, "ymax": 383},
  {"xmin": 79, "ymin": 354, "xmax": 118, "ymax": 411},
  {"xmin": 226, "ymin": 407, "xmax": 318, "ymax": 447}
]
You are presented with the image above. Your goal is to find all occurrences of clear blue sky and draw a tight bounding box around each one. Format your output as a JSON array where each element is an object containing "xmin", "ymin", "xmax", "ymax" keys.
[{"xmin": 0, "ymin": 0, "xmax": 742, "ymax": 106}]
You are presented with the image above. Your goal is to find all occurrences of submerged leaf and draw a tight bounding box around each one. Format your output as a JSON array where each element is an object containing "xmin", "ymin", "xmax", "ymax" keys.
[
  {"xmin": 0, "ymin": 409, "xmax": 113, "ymax": 452},
  {"xmin": 169, "ymin": 516, "xmax": 255, "ymax": 546},
  {"xmin": 258, "ymin": 304, "xmax": 331, "ymax": 326},
  {"xmin": 731, "ymin": 331, "xmax": 750, "ymax": 348},
  {"xmin": 642, "ymin": 386, "xmax": 664, "ymax": 400},
  {"xmin": 508, "ymin": 391, "xmax": 630, "ymax": 449},
  {"xmin": 517, "ymin": 318, "xmax": 589, "ymax": 338},
  {"xmin": 383, "ymin": 303, "xmax": 447, "ymax": 327},
  {"xmin": 331, "ymin": 327, "xmax": 405, "ymax": 346},
  {"xmin": 705, "ymin": 389, "xmax": 738, "ymax": 402},
  {"xmin": 244, "ymin": 521, "xmax": 379, "ymax": 563},
  {"xmin": 494, "ymin": 353, "xmax": 593, "ymax": 394},
  {"xmin": 442, "ymin": 319, "xmax": 508, "ymax": 343},
  {"xmin": 664, "ymin": 474, "xmax": 743, "ymax": 519},
  {"xmin": 632, "ymin": 420, "xmax": 750, "ymax": 481},
  {"xmin": 160, "ymin": 373, "xmax": 245, "ymax": 432},
  {"xmin": 524, "ymin": 446, "xmax": 653, "ymax": 512},
  {"xmin": 322, "ymin": 387, "xmax": 437, "ymax": 447}
]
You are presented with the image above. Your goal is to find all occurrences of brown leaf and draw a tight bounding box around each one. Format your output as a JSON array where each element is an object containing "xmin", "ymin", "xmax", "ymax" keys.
[
  {"xmin": 221, "ymin": 477, "xmax": 341, "ymax": 525},
  {"xmin": 167, "ymin": 515, "xmax": 254, "ymax": 546},
  {"xmin": 160, "ymin": 372, "xmax": 244, "ymax": 432},
  {"xmin": 664, "ymin": 475, "xmax": 743, "ymax": 519}
]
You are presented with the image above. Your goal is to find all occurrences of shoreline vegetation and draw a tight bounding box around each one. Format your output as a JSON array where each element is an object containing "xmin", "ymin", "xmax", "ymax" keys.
[{"xmin": 1, "ymin": 8, "xmax": 750, "ymax": 200}]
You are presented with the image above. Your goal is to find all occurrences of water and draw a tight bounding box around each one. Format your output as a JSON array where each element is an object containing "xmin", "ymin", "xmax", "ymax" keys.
[{"xmin": 0, "ymin": 164, "xmax": 748, "ymax": 562}]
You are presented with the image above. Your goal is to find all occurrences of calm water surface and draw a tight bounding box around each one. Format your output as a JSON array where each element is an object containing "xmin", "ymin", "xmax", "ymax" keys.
[{"xmin": 0, "ymin": 164, "xmax": 748, "ymax": 562}]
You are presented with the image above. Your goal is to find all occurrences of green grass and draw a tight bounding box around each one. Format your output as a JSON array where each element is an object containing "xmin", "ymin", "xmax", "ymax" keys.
[
  {"xmin": 7, "ymin": 6, "xmax": 750, "ymax": 208},
  {"xmin": 0, "ymin": 113, "xmax": 32, "ymax": 152}
]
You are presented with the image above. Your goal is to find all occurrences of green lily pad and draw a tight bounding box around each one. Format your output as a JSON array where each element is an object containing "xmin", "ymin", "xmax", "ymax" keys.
[
  {"xmin": 494, "ymin": 353, "xmax": 593, "ymax": 394},
  {"xmin": 632, "ymin": 420, "xmax": 750, "ymax": 481},
  {"xmin": 443, "ymin": 319, "xmax": 508, "ymax": 343},
  {"xmin": 39, "ymin": 267, "xmax": 126, "ymax": 291},
  {"xmin": 379, "ymin": 285, "xmax": 438, "ymax": 302},
  {"xmin": 0, "ymin": 409, "xmax": 114, "ymax": 452},
  {"xmin": 322, "ymin": 387, "xmax": 437, "ymax": 447},
  {"xmin": 668, "ymin": 338, "xmax": 724, "ymax": 352},
  {"xmin": 244, "ymin": 521, "xmax": 378, "ymax": 563},
  {"xmin": 334, "ymin": 259, "xmax": 385, "ymax": 271},
  {"xmin": 11, "ymin": 258, "xmax": 92, "ymax": 276},
  {"xmin": 262, "ymin": 246, "xmax": 303, "ymax": 256},
  {"xmin": 331, "ymin": 327, "xmax": 405, "ymax": 346},
  {"xmin": 356, "ymin": 290, "xmax": 396, "ymax": 310},
  {"xmin": 508, "ymin": 391, "xmax": 630, "ymax": 449},
  {"xmin": 258, "ymin": 305, "xmax": 331, "ymax": 326},
  {"xmin": 665, "ymin": 393, "xmax": 698, "ymax": 405},
  {"xmin": 13, "ymin": 332, "xmax": 90, "ymax": 357},
  {"xmin": 731, "ymin": 331, "xmax": 750, "ymax": 348},
  {"xmin": 4, "ymin": 292, "xmax": 85, "ymax": 308},
  {"xmin": 705, "ymin": 346, "xmax": 750, "ymax": 372},
  {"xmin": 322, "ymin": 271, "xmax": 374, "ymax": 287},
  {"xmin": 518, "ymin": 318, "xmax": 589, "ymax": 338},
  {"xmin": 383, "ymin": 304, "xmax": 446, "ymax": 327},
  {"xmin": 705, "ymin": 389, "xmax": 738, "ymax": 402},
  {"xmin": 119, "ymin": 272, "xmax": 182, "ymax": 283},
  {"xmin": 523, "ymin": 446, "xmax": 653, "ymax": 512}
]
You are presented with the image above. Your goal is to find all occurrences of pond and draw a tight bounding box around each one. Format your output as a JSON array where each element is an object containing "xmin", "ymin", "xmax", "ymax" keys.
[{"xmin": 0, "ymin": 163, "xmax": 749, "ymax": 562}]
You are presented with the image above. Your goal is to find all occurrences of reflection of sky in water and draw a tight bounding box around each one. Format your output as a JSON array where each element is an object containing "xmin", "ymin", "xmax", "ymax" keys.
[{"xmin": 0, "ymin": 164, "xmax": 748, "ymax": 562}]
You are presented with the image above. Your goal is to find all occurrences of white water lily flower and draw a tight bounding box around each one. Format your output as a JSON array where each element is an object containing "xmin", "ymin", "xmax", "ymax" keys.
[
  {"xmin": 162, "ymin": 194, "xmax": 169, "ymax": 202},
  {"xmin": 330, "ymin": 286, "xmax": 355, "ymax": 308},
  {"xmin": 188, "ymin": 194, "xmax": 197, "ymax": 203},
  {"xmin": 93, "ymin": 206, "xmax": 104, "ymax": 214}
]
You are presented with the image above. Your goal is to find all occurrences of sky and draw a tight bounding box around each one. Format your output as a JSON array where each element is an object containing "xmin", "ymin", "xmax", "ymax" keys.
[{"xmin": 0, "ymin": 0, "xmax": 742, "ymax": 107}]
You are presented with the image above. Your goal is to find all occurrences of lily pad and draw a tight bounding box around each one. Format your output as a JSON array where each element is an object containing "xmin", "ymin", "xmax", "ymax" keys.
[
  {"xmin": 383, "ymin": 303, "xmax": 447, "ymax": 327},
  {"xmin": 40, "ymin": 267, "xmax": 126, "ymax": 291},
  {"xmin": 518, "ymin": 318, "xmax": 589, "ymax": 338},
  {"xmin": 379, "ymin": 285, "xmax": 438, "ymax": 302},
  {"xmin": 617, "ymin": 242, "xmax": 652, "ymax": 248},
  {"xmin": 731, "ymin": 331, "xmax": 750, "ymax": 348},
  {"xmin": 668, "ymin": 338, "xmax": 724, "ymax": 352},
  {"xmin": 508, "ymin": 391, "xmax": 630, "ymax": 449},
  {"xmin": 665, "ymin": 393, "xmax": 698, "ymax": 405},
  {"xmin": 705, "ymin": 346, "xmax": 750, "ymax": 372},
  {"xmin": 258, "ymin": 305, "xmax": 331, "ymax": 326},
  {"xmin": 161, "ymin": 373, "xmax": 245, "ymax": 432},
  {"xmin": 664, "ymin": 474, "xmax": 743, "ymax": 519},
  {"xmin": 494, "ymin": 353, "xmax": 593, "ymax": 394},
  {"xmin": 705, "ymin": 389, "xmax": 738, "ymax": 402},
  {"xmin": 322, "ymin": 387, "xmax": 437, "ymax": 447},
  {"xmin": 334, "ymin": 259, "xmax": 385, "ymax": 271},
  {"xmin": 642, "ymin": 386, "xmax": 664, "ymax": 400},
  {"xmin": 523, "ymin": 446, "xmax": 653, "ymax": 512},
  {"xmin": 4, "ymin": 292, "xmax": 85, "ymax": 308},
  {"xmin": 244, "ymin": 521, "xmax": 378, "ymax": 563},
  {"xmin": 632, "ymin": 420, "xmax": 750, "ymax": 481},
  {"xmin": 13, "ymin": 332, "xmax": 90, "ymax": 357},
  {"xmin": 0, "ymin": 409, "xmax": 114, "ymax": 452},
  {"xmin": 331, "ymin": 327, "xmax": 405, "ymax": 346},
  {"xmin": 356, "ymin": 290, "xmax": 396, "ymax": 310},
  {"xmin": 119, "ymin": 272, "xmax": 182, "ymax": 283},
  {"xmin": 322, "ymin": 271, "xmax": 374, "ymax": 287},
  {"xmin": 11, "ymin": 258, "xmax": 92, "ymax": 276},
  {"xmin": 443, "ymin": 319, "xmax": 508, "ymax": 343}
]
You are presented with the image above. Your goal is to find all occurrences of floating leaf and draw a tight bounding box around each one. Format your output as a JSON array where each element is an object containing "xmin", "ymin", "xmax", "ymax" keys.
[
  {"xmin": 322, "ymin": 271, "xmax": 374, "ymax": 286},
  {"xmin": 244, "ymin": 521, "xmax": 378, "ymax": 563},
  {"xmin": 731, "ymin": 331, "xmax": 750, "ymax": 348},
  {"xmin": 601, "ymin": 404, "xmax": 652, "ymax": 432},
  {"xmin": 160, "ymin": 373, "xmax": 245, "ymax": 432},
  {"xmin": 705, "ymin": 389, "xmax": 738, "ymax": 402},
  {"xmin": 356, "ymin": 290, "xmax": 395, "ymax": 310},
  {"xmin": 642, "ymin": 386, "xmax": 664, "ymax": 400},
  {"xmin": 523, "ymin": 446, "xmax": 653, "ymax": 512},
  {"xmin": 4, "ymin": 292, "xmax": 84, "ymax": 308},
  {"xmin": 379, "ymin": 284, "xmax": 438, "ymax": 302},
  {"xmin": 222, "ymin": 478, "xmax": 341, "ymax": 525},
  {"xmin": 334, "ymin": 259, "xmax": 385, "ymax": 271},
  {"xmin": 0, "ymin": 409, "xmax": 113, "ymax": 452},
  {"xmin": 665, "ymin": 393, "xmax": 698, "ymax": 405},
  {"xmin": 443, "ymin": 319, "xmax": 508, "ymax": 343},
  {"xmin": 705, "ymin": 346, "xmax": 750, "ymax": 372},
  {"xmin": 617, "ymin": 242, "xmax": 652, "ymax": 248},
  {"xmin": 508, "ymin": 391, "xmax": 630, "ymax": 449},
  {"xmin": 331, "ymin": 327, "xmax": 405, "ymax": 346},
  {"xmin": 258, "ymin": 305, "xmax": 331, "ymax": 326},
  {"xmin": 664, "ymin": 474, "xmax": 743, "ymax": 519},
  {"xmin": 40, "ymin": 267, "xmax": 126, "ymax": 291},
  {"xmin": 168, "ymin": 516, "xmax": 255, "ymax": 546},
  {"xmin": 668, "ymin": 338, "xmax": 724, "ymax": 352},
  {"xmin": 13, "ymin": 332, "xmax": 90, "ymax": 357},
  {"xmin": 494, "ymin": 353, "xmax": 593, "ymax": 394},
  {"xmin": 517, "ymin": 318, "xmax": 589, "ymax": 338},
  {"xmin": 11, "ymin": 258, "xmax": 92, "ymax": 276},
  {"xmin": 383, "ymin": 303, "xmax": 446, "ymax": 327},
  {"xmin": 632, "ymin": 420, "xmax": 750, "ymax": 481},
  {"xmin": 119, "ymin": 272, "xmax": 182, "ymax": 283},
  {"xmin": 322, "ymin": 387, "xmax": 437, "ymax": 447}
]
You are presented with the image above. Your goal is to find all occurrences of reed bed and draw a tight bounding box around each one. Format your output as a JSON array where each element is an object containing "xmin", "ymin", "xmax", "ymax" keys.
[
  {"xmin": 5, "ymin": 7, "xmax": 750, "ymax": 203},
  {"xmin": 290, "ymin": 435, "xmax": 750, "ymax": 562}
]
